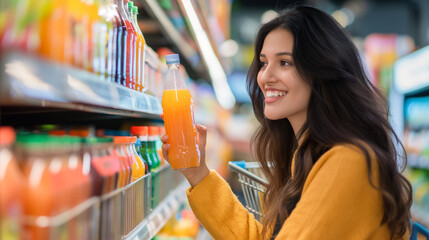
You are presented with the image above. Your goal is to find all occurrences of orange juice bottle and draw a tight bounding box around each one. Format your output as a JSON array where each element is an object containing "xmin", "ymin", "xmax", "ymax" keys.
[
  {"xmin": 161, "ymin": 54, "xmax": 200, "ymax": 170},
  {"xmin": 46, "ymin": 0, "xmax": 72, "ymax": 64},
  {"xmin": 113, "ymin": 136, "xmax": 132, "ymax": 187},
  {"xmin": 37, "ymin": 0, "xmax": 53, "ymax": 58},
  {"xmin": 128, "ymin": 136, "xmax": 145, "ymax": 181},
  {"xmin": 18, "ymin": 135, "xmax": 56, "ymax": 239},
  {"xmin": 0, "ymin": 127, "xmax": 23, "ymax": 240}
]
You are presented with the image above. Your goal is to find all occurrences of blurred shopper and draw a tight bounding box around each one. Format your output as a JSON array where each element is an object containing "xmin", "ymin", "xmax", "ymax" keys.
[{"xmin": 161, "ymin": 5, "xmax": 411, "ymax": 240}]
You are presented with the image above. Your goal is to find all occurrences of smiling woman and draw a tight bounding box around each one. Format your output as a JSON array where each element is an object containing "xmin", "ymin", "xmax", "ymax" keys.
[
  {"xmin": 161, "ymin": 5, "xmax": 412, "ymax": 240},
  {"xmin": 257, "ymin": 28, "xmax": 311, "ymax": 132}
]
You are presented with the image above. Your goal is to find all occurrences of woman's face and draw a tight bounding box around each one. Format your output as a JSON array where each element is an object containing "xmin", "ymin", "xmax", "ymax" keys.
[{"xmin": 257, "ymin": 28, "xmax": 311, "ymax": 126}]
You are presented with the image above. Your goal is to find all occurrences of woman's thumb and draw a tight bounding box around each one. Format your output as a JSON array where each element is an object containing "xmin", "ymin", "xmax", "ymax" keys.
[{"xmin": 196, "ymin": 124, "xmax": 207, "ymax": 148}]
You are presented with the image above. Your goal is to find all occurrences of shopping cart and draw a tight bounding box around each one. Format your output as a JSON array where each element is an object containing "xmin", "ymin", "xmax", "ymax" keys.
[{"xmin": 228, "ymin": 161, "xmax": 429, "ymax": 240}]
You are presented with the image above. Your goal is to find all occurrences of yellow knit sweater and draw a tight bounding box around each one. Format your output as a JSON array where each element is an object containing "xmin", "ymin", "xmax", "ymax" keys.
[{"xmin": 187, "ymin": 144, "xmax": 408, "ymax": 239}]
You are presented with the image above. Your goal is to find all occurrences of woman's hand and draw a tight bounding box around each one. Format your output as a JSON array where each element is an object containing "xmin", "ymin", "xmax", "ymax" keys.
[{"xmin": 160, "ymin": 115, "xmax": 210, "ymax": 187}]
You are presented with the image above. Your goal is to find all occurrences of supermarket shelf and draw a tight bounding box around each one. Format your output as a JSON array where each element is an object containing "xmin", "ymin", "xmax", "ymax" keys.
[
  {"xmin": 140, "ymin": 0, "xmax": 204, "ymax": 74},
  {"xmin": 124, "ymin": 180, "xmax": 189, "ymax": 240},
  {"xmin": 412, "ymin": 204, "xmax": 429, "ymax": 228},
  {"xmin": 407, "ymin": 153, "xmax": 429, "ymax": 170},
  {"xmin": 0, "ymin": 51, "xmax": 162, "ymax": 119}
]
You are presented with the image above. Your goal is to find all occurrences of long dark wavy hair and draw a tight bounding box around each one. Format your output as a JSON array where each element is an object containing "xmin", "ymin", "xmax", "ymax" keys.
[{"xmin": 247, "ymin": 6, "xmax": 412, "ymax": 239}]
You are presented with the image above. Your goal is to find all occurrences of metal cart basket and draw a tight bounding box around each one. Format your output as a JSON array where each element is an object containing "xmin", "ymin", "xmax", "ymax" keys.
[
  {"xmin": 228, "ymin": 161, "xmax": 268, "ymax": 222},
  {"xmin": 228, "ymin": 161, "xmax": 429, "ymax": 240}
]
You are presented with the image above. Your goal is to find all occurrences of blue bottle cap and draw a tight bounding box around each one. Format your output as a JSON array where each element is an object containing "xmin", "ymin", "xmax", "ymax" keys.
[{"xmin": 165, "ymin": 54, "xmax": 180, "ymax": 64}]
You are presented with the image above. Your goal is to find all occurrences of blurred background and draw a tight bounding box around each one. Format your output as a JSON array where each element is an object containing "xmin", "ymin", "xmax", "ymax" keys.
[{"xmin": 1, "ymin": 0, "xmax": 429, "ymax": 239}]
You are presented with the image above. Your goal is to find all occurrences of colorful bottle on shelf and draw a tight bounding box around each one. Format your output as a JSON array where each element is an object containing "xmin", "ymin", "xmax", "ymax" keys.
[
  {"xmin": 113, "ymin": 136, "xmax": 132, "ymax": 188},
  {"xmin": 128, "ymin": 1, "xmax": 138, "ymax": 89},
  {"xmin": 0, "ymin": 127, "xmax": 23, "ymax": 240},
  {"xmin": 161, "ymin": 54, "xmax": 200, "ymax": 170},
  {"xmin": 90, "ymin": 137, "xmax": 121, "ymax": 195},
  {"xmin": 103, "ymin": 0, "xmax": 118, "ymax": 82},
  {"xmin": 113, "ymin": 0, "xmax": 128, "ymax": 85},
  {"xmin": 93, "ymin": 0, "xmax": 110, "ymax": 78},
  {"xmin": 70, "ymin": 0, "xmax": 86, "ymax": 68},
  {"xmin": 67, "ymin": 136, "xmax": 91, "ymax": 208},
  {"xmin": 130, "ymin": 126, "xmax": 154, "ymax": 172},
  {"xmin": 118, "ymin": 0, "xmax": 136, "ymax": 88},
  {"xmin": 81, "ymin": 137, "xmax": 99, "ymax": 197},
  {"xmin": 132, "ymin": 5, "xmax": 146, "ymax": 92},
  {"xmin": 18, "ymin": 135, "xmax": 59, "ymax": 239},
  {"xmin": 83, "ymin": 0, "xmax": 100, "ymax": 72},
  {"xmin": 148, "ymin": 126, "xmax": 161, "ymax": 170},
  {"xmin": 135, "ymin": 138, "xmax": 149, "ymax": 174},
  {"xmin": 129, "ymin": 137, "xmax": 145, "ymax": 181}
]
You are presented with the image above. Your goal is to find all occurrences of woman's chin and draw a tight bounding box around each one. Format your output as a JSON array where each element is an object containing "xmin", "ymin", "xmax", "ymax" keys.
[{"xmin": 264, "ymin": 112, "xmax": 284, "ymax": 121}]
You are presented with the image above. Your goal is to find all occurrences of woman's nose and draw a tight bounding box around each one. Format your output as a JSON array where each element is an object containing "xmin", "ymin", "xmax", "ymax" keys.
[{"xmin": 259, "ymin": 64, "xmax": 277, "ymax": 84}]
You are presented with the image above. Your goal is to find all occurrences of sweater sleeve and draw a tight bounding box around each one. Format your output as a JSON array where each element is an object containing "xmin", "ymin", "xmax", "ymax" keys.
[
  {"xmin": 276, "ymin": 145, "xmax": 391, "ymax": 240},
  {"xmin": 187, "ymin": 170, "xmax": 264, "ymax": 240}
]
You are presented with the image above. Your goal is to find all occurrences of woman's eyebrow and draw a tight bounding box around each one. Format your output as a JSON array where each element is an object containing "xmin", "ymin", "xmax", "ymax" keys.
[
  {"xmin": 276, "ymin": 52, "xmax": 292, "ymax": 56},
  {"xmin": 259, "ymin": 52, "xmax": 292, "ymax": 58}
]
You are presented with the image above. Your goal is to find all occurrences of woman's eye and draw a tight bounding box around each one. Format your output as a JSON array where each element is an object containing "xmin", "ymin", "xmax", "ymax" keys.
[
  {"xmin": 259, "ymin": 61, "xmax": 267, "ymax": 68},
  {"xmin": 280, "ymin": 60, "xmax": 291, "ymax": 66}
]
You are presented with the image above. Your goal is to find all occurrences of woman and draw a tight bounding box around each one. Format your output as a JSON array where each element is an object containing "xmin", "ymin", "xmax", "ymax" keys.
[{"xmin": 161, "ymin": 5, "xmax": 412, "ymax": 240}]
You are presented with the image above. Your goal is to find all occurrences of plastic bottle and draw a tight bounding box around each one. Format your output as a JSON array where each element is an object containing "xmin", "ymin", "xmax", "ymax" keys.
[
  {"xmin": 111, "ymin": 0, "xmax": 127, "ymax": 84},
  {"xmin": 0, "ymin": 127, "xmax": 23, "ymax": 240},
  {"xmin": 128, "ymin": 1, "xmax": 138, "ymax": 89},
  {"xmin": 148, "ymin": 126, "xmax": 161, "ymax": 169},
  {"xmin": 135, "ymin": 138, "xmax": 149, "ymax": 174},
  {"xmin": 46, "ymin": 136, "xmax": 74, "ymax": 216},
  {"xmin": 17, "ymin": 134, "xmax": 57, "ymax": 239},
  {"xmin": 161, "ymin": 54, "xmax": 200, "ymax": 170},
  {"xmin": 81, "ymin": 137, "xmax": 99, "ymax": 196},
  {"xmin": 102, "ymin": 0, "xmax": 118, "ymax": 82},
  {"xmin": 90, "ymin": 137, "xmax": 120, "ymax": 195},
  {"xmin": 67, "ymin": 136, "xmax": 91, "ymax": 207},
  {"xmin": 94, "ymin": 0, "xmax": 111, "ymax": 78},
  {"xmin": 129, "ymin": 137, "xmax": 145, "ymax": 181},
  {"xmin": 118, "ymin": 0, "xmax": 136, "ymax": 88},
  {"xmin": 130, "ymin": 126, "xmax": 154, "ymax": 172},
  {"xmin": 84, "ymin": 0, "xmax": 101, "ymax": 72},
  {"xmin": 131, "ymin": 5, "xmax": 146, "ymax": 92},
  {"xmin": 113, "ymin": 136, "xmax": 132, "ymax": 188}
]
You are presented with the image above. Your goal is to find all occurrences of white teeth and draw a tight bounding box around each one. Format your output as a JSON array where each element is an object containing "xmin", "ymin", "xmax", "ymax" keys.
[{"xmin": 266, "ymin": 91, "xmax": 286, "ymax": 98}]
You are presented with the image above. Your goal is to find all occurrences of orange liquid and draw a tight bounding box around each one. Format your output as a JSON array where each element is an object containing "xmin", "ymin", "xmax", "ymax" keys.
[
  {"xmin": 161, "ymin": 89, "xmax": 200, "ymax": 169},
  {"xmin": 132, "ymin": 152, "xmax": 145, "ymax": 181},
  {"xmin": 39, "ymin": 0, "xmax": 71, "ymax": 63},
  {"xmin": 134, "ymin": 35, "xmax": 143, "ymax": 92},
  {"xmin": 0, "ymin": 149, "xmax": 23, "ymax": 239},
  {"xmin": 23, "ymin": 160, "xmax": 54, "ymax": 239}
]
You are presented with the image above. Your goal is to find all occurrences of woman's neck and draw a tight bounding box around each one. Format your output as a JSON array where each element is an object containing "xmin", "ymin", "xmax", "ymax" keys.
[{"xmin": 288, "ymin": 113, "xmax": 307, "ymax": 145}]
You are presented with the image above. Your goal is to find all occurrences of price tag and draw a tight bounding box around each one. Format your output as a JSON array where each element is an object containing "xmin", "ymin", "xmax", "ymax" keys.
[
  {"xmin": 144, "ymin": 94, "xmax": 152, "ymax": 112},
  {"xmin": 130, "ymin": 91, "xmax": 137, "ymax": 109},
  {"xmin": 156, "ymin": 213, "xmax": 163, "ymax": 224},
  {"xmin": 147, "ymin": 221, "xmax": 155, "ymax": 235}
]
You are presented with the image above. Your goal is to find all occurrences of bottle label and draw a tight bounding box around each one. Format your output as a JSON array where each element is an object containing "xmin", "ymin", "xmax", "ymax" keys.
[
  {"xmin": 148, "ymin": 136, "xmax": 158, "ymax": 141},
  {"xmin": 92, "ymin": 156, "xmax": 121, "ymax": 177},
  {"xmin": 139, "ymin": 136, "xmax": 148, "ymax": 141}
]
